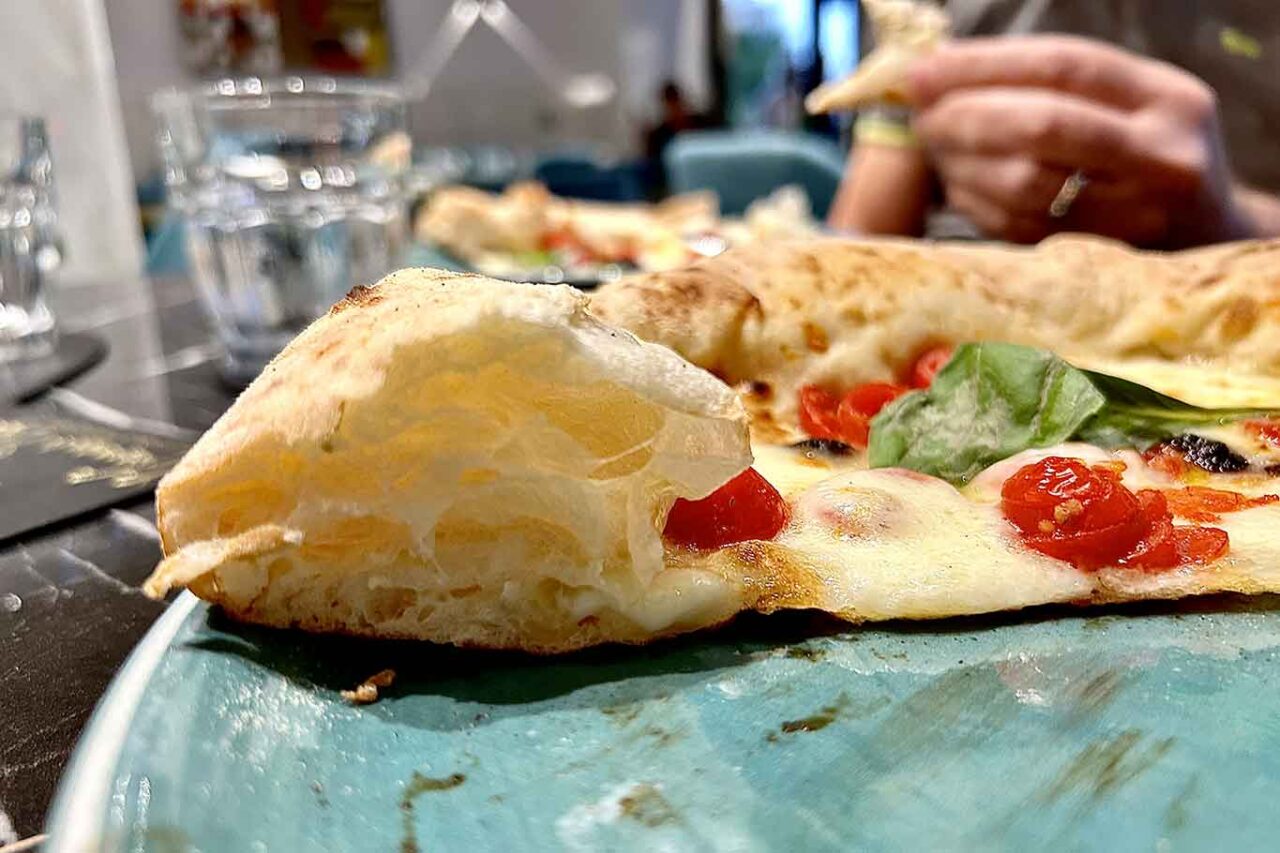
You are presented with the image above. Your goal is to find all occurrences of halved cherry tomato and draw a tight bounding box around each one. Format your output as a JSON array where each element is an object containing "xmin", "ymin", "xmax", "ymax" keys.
[
  {"xmin": 1122, "ymin": 490, "xmax": 1179, "ymax": 569},
  {"xmin": 909, "ymin": 345, "xmax": 954, "ymax": 388},
  {"xmin": 843, "ymin": 382, "xmax": 910, "ymax": 417},
  {"xmin": 1002, "ymin": 457, "xmax": 1148, "ymax": 569},
  {"xmin": 1173, "ymin": 526, "xmax": 1230, "ymax": 565},
  {"xmin": 1001, "ymin": 457, "xmax": 1232, "ymax": 571},
  {"xmin": 1126, "ymin": 491, "xmax": 1229, "ymax": 569},
  {"xmin": 663, "ymin": 468, "xmax": 790, "ymax": 550},
  {"xmin": 799, "ymin": 385, "xmax": 842, "ymax": 441},
  {"xmin": 834, "ymin": 405, "xmax": 871, "ymax": 449},
  {"xmin": 1019, "ymin": 518, "xmax": 1149, "ymax": 569},
  {"xmin": 1001, "ymin": 458, "xmax": 1141, "ymax": 537},
  {"xmin": 834, "ymin": 382, "xmax": 909, "ymax": 449}
]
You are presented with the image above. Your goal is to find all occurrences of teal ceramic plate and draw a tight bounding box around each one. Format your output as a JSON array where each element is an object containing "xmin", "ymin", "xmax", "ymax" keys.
[{"xmin": 47, "ymin": 591, "xmax": 1280, "ymax": 851}]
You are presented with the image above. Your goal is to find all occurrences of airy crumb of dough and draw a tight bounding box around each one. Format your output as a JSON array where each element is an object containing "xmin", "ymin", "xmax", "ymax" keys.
[{"xmin": 341, "ymin": 668, "xmax": 397, "ymax": 705}]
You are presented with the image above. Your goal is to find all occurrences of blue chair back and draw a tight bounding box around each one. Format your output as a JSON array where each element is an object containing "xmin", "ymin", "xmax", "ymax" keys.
[
  {"xmin": 533, "ymin": 153, "xmax": 644, "ymax": 202},
  {"xmin": 664, "ymin": 130, "xmax": 846, "ymax": 218}
]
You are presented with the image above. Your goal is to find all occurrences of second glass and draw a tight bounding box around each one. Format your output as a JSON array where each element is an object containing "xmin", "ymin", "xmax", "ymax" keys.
[
  {"xmin": 0, "ymin": 115, "xmax": 59, "ymax": 360},
  {"xmin": 154, "ymin": 78, "xmax": 410, "ymax": 382}
]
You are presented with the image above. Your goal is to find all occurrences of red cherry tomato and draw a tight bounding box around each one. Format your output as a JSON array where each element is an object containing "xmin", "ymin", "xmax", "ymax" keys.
[
  {"xmin": 542, "ymin": 228, "xmax": 576, "ymax": 252},
  {"xmin": 1001, "ymin": 458, "xmax": 1141, "ymax": 537},
  {"xmin": 1173, "ymin": 526, "xmax": 1230, "ymax": 565},
  {"xmin": 909, "ymin": 346, "xmax": 954, "ymax": 388},
  {"xmin": 798, "ymin": 385, "xmax": 843, "ymax": 441},
  {"xmin": 835, "ymin": 406, "xmax": 871, "ymax": 448},
  {"xmin": 1125, "ymin": 491, "xmax": 1229, "ymax": 569},
  {"xmin": 1001, "ymin": 458, "xmax": 1233, "ymax": 571},
  {"xmin": 1001, "ymin": 457, "xmax": 1147, "ymax": 569},
  {"xmin": 1121, "ymin": 490, "xmax": 1179, "ymax": 569},
  {"xmin": 834, "ymin": 382, "xmax": 908, "ymax": 449},
  {"xmin": 843, "ymin": 382, "xmax": 910, "ymax": 417},
  {"xmin": 663, "ymin": 468, "xmax": 790, "ymax": 550}
]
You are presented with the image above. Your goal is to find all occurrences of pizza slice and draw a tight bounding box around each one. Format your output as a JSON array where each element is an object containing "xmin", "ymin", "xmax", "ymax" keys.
[
  {"xmin": 144, "ymin": 238, "xmax": 1280, "ymax": 652},
  {"xmin": 804, "ymin": 0, "xmax": 950, "ymax": 114},
  {"xmin": 668, "ymin": 341, "xmax": 1280, "ymax": 625},
  {"xmin": 415, "ymin": 182, "xmax": 718, "ymax": 275}
]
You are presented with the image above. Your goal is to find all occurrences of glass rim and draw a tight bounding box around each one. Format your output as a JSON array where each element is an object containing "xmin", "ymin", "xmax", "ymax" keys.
[{"xmin": 151, "ymin": 76, "xmax": 404, "ymax": 111}]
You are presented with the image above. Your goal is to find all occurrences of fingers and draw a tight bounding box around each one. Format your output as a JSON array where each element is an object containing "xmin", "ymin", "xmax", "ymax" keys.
[
  {"xmin": 909, "ymin": 35, "xmax": 1199, "ymax": 111},
  {"xmin": 934, "ymin": 155, "xmax": 1068, "ymax": 215},
  {"xmin": 935, "ymin": 154, "xmax": 1153, "ymax": 213},
  {"xmin": 915, "ymin": 88, "xmax": 1197, "ymax": 188},
  {"xmin": 944, "ymin": 172, "xmax": 1171, "ymax": 246},
  {"xmin": 944, "ymin": 186, "xmax": 1052, "ymax": 244}
]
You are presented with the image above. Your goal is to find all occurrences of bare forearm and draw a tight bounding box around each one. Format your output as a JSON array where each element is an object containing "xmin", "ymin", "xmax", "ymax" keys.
[{"xmin": 828, "ymin": 144, "xmax": 931, "ymax": 237}]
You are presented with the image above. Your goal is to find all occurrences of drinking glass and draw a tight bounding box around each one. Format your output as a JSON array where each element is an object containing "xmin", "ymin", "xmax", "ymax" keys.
[
  {"xmin": 153, "ymin": 78, "xmax": 410, "ymax": 382},
  {"xmin": 0, "ymin": 116, "xmax": 59, "ymax": 360}
]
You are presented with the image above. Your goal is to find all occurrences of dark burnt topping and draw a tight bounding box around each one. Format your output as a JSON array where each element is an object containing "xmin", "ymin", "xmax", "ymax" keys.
[
  {"xmin": 1161, "ymin": 433, "xmax": 1249, "ymax": 473},
  {"xmin": 790, "ymin": 438, "xmax": 855, "ymax": 457}
]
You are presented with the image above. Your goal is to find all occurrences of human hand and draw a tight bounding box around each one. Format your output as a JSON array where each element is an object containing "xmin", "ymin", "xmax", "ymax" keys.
[{"xmin": 909, "ymin": 35, "xmax": 1251, "ymax": 247}]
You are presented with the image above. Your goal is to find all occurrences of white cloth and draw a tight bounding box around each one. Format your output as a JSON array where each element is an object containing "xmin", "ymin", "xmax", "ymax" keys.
[{"xmin": 0, "ymin": 0, "xmax": 144, "ymax": 283}]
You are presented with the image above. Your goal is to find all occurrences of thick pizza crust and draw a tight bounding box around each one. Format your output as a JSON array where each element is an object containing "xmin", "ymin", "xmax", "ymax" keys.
[
  {"xmin": 590, "ymin": 235, "xmax": 1280, "ymax": 433},
  {"xmin": 145, "ymin": 271, "xmax": 755, "ymax": 652}
]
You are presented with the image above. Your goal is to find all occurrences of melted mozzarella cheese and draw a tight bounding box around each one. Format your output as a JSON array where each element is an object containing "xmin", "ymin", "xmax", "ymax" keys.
[
  {"xmin": 965, "ymin": 443, "xmax": 1171, "ymax": 501},
  {"xmin": 706, "ymin": 438, "xmax": 1280, "ymax": 625},
  {"xmin": 1074, "ymin": 357, "xmax": 1280, "ymax": 410},
  {"xmin": 750, "ymin": 442, "xmax": 861, "ymax": 498},
  {"xmin": 774, "ymin": 468, "xmax": 1092, "ymax": 620}
]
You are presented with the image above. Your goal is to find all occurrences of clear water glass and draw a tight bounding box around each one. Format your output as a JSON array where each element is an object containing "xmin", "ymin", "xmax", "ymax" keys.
[
  {"xmin": 153, "ymin": 78, "xmax": 410, "ymax": 382},
  {"xmin": 0, "ymin": 116, "xmax": 59, "ymax": 360}
]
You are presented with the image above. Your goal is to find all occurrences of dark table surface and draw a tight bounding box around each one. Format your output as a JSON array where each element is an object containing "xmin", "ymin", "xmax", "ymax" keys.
[{"xmin": 0, "ymin": 274, "xmax": 237, "ymax": 845}]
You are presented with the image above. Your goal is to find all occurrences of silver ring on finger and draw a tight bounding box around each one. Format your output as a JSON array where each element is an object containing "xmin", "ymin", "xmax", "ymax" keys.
[{"xmin": 1048, "ymin": 170, "xmax": 1089, "ymax": 219}]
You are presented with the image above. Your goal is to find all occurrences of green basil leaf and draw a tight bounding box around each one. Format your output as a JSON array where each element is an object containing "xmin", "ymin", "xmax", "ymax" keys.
[
  {"xmin": 867, "ymin": 343, "xmax": 1106, "ymax": 483},
  {"xmin": 512, "ymin": 249, "xmax": 557, "ymax": 268},
  {"xmin": 1077, "ymin": 369, "xmax": 1276, "ymax": 449},
  {"xmin": 866, "ymin": 342, "xmax": 1280, "ymax": 484}
]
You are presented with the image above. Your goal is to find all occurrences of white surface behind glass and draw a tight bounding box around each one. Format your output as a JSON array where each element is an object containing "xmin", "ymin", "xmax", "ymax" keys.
[{"xmin": 0, "ymin": 0, "xmax": 144, "ymax": 285}]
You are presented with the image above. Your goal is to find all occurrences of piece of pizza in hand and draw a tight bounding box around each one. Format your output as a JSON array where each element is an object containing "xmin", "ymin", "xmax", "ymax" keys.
[{"xmin": 805, "ymin": 0, "xmax": 950, "ymax": 114}]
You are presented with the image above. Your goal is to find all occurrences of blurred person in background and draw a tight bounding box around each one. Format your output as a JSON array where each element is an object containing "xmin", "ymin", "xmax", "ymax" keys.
[
  {"xmin": 643, "ymin": 81, "xmax": 708, "ymax": 197},
  {"xmin": 827, "ymin": 3, "xmax": 1280, "ymax": 249}
]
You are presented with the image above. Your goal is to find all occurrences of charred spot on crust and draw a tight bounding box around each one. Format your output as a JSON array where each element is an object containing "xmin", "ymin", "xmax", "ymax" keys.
[
  {"xmin": 1220, "ymin": 295, "xmax": 1260, "ymax": 341},
  {"xmin": 791, "ymin": 438, "xmax": 855, "ymax": 457},
  {"xmin": 1159, "ymin": 433, "xmax": 1249, "ymax": 473},
  {"xmin": 747, "ymin": 380, "xmax": 773, "ymax": 401},
  {"xmin": 803, "ymin": 321, "xmax": 830, "ymax": 353},
  {"xmin": 329, "ymin": 284, "xmax": 382, "ymax": 314}
]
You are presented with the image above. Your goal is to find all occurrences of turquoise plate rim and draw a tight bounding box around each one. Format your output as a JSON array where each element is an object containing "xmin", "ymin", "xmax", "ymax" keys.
[
  {"xmin": 43, "ymin": 592, "xmax": 204, "ymax": 853},
  {"xmin": 42, "ymin": 588, "xmax": 1280, "ymax": 851}
]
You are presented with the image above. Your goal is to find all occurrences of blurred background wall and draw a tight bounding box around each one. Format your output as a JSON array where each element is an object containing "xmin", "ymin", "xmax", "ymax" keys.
[
  {"xmin": 0, "ymin": 0, "xmax": 144, "ymax": 282},
  {"xmin": 104, "ymin": 0, "xmax": 716, "ymax": 183}
]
